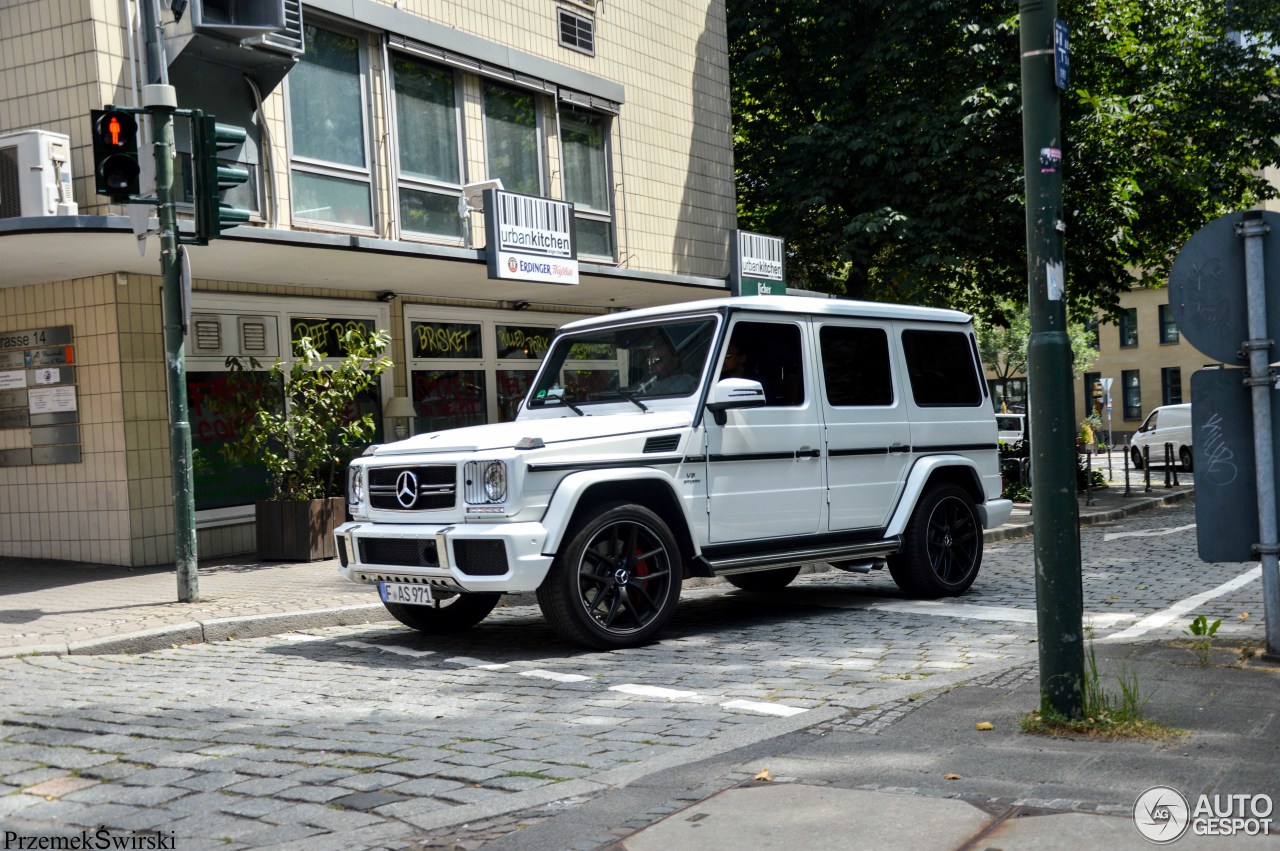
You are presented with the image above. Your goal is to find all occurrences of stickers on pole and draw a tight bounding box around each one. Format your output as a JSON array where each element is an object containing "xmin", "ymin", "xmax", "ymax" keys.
[{"xmin": 1046, "ymin": 261, "xmax": 1064, "ymax": 301}]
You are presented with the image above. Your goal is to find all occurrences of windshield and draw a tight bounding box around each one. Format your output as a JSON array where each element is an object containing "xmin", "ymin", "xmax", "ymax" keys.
[{"xmin": 527, "ymin": 317, "xmax": 717, "ymax": 409}]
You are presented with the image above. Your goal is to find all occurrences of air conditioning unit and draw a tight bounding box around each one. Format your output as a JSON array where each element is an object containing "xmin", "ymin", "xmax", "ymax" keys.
[
  {"xmin": 0, "ymin": 130, "xmax": 77, "ymax": 219},
  {"xmin": 191, "ymin": 0, "xmax": 286, "ymax": 41}
]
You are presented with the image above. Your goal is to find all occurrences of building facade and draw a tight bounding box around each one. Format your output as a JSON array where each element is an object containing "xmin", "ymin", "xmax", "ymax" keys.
[
  {"xmin": 0, "ymin": 0, "xmax": 736, "ymax": 565},
  {"xmin": 1074, "ymin": 286, "xmax": 1219, "ymax": 445}
]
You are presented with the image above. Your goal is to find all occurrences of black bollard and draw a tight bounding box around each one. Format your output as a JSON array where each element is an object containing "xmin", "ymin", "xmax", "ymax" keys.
[{"xmin": 1144, "ymin": 445, "xmax": 1152, "ymax": 493}]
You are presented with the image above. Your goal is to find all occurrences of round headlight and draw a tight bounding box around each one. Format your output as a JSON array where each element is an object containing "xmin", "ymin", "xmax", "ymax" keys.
[
  {"xmin": 483, "ymin": 461, "xmax": 507, "ymax": 502},
  {"xmin": 349, "ymin": 466, "xmax": 365, "ymax": 504}
]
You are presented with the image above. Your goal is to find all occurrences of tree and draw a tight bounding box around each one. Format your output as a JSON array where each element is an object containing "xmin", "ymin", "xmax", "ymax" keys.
[
  {"xmin": 974, "ymin": 307, "xmax": 1099, "ymax": 399},
  {"xmin": 729, "ymin": 0, "xmax": 1280, "ymax": 321}
]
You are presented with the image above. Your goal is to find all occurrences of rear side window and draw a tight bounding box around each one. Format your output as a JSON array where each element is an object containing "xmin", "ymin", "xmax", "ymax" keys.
[
  {"xmin": 820, "ymin": 325, "xmax": 893, "ymax": 406},
  {"xmin": 901, "ymin": 329, "xmax": 983, "ymax": 407}
]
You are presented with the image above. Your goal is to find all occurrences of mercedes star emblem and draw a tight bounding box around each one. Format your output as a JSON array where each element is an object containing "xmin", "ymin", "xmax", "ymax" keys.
[{"xmin": 395, "ymin": 470, "xmax": 419, "ymax": 508}]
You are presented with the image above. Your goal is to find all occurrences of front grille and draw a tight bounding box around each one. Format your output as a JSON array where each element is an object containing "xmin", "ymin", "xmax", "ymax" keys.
[
  {"xmin": 358, "ymin": 538, "xmax": 440, "ymax": 567},
  {"xmin": 453, "ymin": 540, "xmax": 509, "ymax": 576},
  {"xmin": 369, "ymin": 465, "xmax": 456, "ymax": 511}
]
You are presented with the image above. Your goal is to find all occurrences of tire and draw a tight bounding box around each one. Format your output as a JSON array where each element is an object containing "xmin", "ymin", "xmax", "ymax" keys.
[
  {"xmin": 1180, "ymin": 446, "xmax": 1193, "ymax": 473},
  {"xmin": 888, "ymin": 484, "xmax": 982, "ymax": 599},
  {"xmin": 725, "ymin": 566, "xmax": 802, "ymax": 592},
  {"xmin": 1131, "ymin": 446, "xmax": 1144, "ymax": 470},
  {"xmin": 537, "ymin": 501, "xmax": 683, "ymax": 649},
  {"xmin": 383, "ymin": 592, "xmax": 501, "ymax": 634}
]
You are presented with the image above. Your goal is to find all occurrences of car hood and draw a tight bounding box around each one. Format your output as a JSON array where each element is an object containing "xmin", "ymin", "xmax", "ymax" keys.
[{"xmin": 369, "ymin": 411, "xmax": 693, "ymax": 455}]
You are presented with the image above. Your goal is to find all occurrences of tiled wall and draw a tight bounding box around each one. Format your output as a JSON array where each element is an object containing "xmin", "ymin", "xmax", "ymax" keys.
[{"xmin": 0, "ymin": 275, "xmax": 131, "ymax": 564}]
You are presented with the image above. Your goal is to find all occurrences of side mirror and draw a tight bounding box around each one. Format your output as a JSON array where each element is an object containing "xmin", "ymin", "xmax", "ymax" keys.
[{"xmin": 705, "ymin": 378, "xmax": 766, "ymax": 425}]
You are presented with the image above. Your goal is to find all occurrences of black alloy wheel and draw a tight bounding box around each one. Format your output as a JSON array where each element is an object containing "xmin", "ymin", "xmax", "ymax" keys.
[
  {"xmin": 538, "ymin": 502, "xmax": 682, "ymax": 649},
  {"xmin": 889, "ymin": 484, "xmax": 982, "ymax": 599}
]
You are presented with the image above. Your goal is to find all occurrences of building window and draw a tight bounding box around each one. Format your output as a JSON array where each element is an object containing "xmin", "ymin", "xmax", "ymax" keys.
[
  {"xmin": 1084, "ymin": 317, "xmax": 1100, "ymax": 350},
  {"xmin": 1084, "ymin": 371, "xmax": 1101, "ymax": 417},
  {"xmin": 1162, "ymin": 367, "xmax": 1183, "ymax": 405},
  {"xmin": 1119, "ymin": 307, "xmax": 1138, "ymax": 348},
  {"xmin": 288, "ymin": 24, "xmax": 373, "ymax": 227},
  {"xmin": 1122, "ymin": 369, "xmax": 1141, "ymax": 420},
  {"xmin": 559, "ymin": 106, "xmax": 613, "ymax": 259},
  {"xmin": 1159, "ymin": 303, "xmax": 1180, "ymax": 344},
  {"xmin": 484, "ymin": 82, "xmax": 543, "ymax": 196},
  {"xmin": 392, "ymin": 56, "xmax": 464, "ymax": 239},
  {"xmin": 558, "ymin": 8, "xmax": 595, "ymax": 55}
]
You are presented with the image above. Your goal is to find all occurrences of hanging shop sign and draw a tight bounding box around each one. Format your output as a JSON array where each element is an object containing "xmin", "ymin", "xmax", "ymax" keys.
[
  {"xmin": 730, "ymin": 230, "xmax": 786, "ymax": 296},
  {"xmin": 484, "ymin": 189, "xmax": 579, "ymax": 285}
]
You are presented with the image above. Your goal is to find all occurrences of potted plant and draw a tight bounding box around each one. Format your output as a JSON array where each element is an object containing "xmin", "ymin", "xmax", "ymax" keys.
[{"xmin": 216, "ymin": 327, "xmax": 393, "ymax": 561}]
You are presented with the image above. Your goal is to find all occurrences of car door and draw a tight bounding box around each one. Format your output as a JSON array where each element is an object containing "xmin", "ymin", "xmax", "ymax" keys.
[
  {"xmin": 816, "ymin": 320, "xmax": 913, "ymax": 530},
  {"xmin": 705, "ymin": 317, "xmax": 824, "ymax": 543}
]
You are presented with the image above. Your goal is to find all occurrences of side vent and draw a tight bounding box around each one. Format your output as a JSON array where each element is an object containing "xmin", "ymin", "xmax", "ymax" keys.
[
  {"xmin": 0, "ymin": 145, "xmax": 18, "ymax": 219},
  {"xmin": 191, "ymin": 315, "xmax": 223, "ymax": 354},
  {"xmin": 239, "ymin": 318, "xmax": 269, "ymax": 354},
  {"xmin": 558, "ymin": 8, "xmax": 595, "ymax": 55},
  {"xmin": 643, "ymin": 434, "xmax": 680, "ymax": 454}
]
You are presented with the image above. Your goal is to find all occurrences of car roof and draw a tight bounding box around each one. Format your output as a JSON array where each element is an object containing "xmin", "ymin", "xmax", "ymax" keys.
[{"xmin": 559, "ymin": 295, "xmax": 972, "ymax": 333}]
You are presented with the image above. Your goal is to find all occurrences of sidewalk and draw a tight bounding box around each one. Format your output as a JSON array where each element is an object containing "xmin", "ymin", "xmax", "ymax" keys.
[{"xmin": 0, "ymin": 483, "xmax": 1193, "ymax": 659}]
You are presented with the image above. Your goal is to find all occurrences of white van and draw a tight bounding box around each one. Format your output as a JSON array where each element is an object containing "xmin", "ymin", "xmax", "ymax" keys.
[
  {"xmin": 1131, "ymin": 403, "xmax": 1192, "ymax": 471},
  {"xmin": 336, "ymin": 296, "xmax": 1013, "ymax": 648},
  {"xmin": 996, "ymin": 413, "xmax": 1028, "ymax": 448}
]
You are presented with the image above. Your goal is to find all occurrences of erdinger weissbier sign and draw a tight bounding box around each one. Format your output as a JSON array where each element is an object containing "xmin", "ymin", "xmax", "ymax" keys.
[
  {"xmin": 484, "ymin": 189, "xmax": 579, "ymax": 285},
  {"xmin": 731, "ymin": 230, "xmax": 785, "ymax": 296}
]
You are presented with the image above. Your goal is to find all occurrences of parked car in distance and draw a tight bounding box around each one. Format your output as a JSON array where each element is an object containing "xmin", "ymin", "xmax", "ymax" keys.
[
  {"xmin": 336, "ymin": 296, "xmax": 1014, "ymax": 649},
  {"xmin": 996, "ymin": 413, "xmax": 1028, "ymax": 449},
  {"xmin": 1130, "ymin": 403, "xmax": 1192, "ymax": 471}
]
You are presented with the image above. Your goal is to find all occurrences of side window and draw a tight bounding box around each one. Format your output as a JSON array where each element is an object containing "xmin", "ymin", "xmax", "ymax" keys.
[
  {"xmin": 723, "ymin": 321, "xmax": 804, "ymax": 406},
  {"xmin": 900, "ymin": 329, "xmax": 983, "ymax": 407},
  {"xmin": 820, "ymin": 325, "xmax": 893, "ymax": 406}
]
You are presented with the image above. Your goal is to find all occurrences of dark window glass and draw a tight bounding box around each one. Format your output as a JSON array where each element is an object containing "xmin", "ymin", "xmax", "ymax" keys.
[
  {"xmin": 1162, "ymin": 367, "xmax": 1183, "ymax": 405},
  {"xmin": 484, "ymin": 83, "xmax": 540, "ymax": 196},
  {"xmin": 724, "ymin": 321, "xmax": 805, "ymax": 407},
  {"xmin": 289, "ymin": 317, "xmax": 376, "ymax": 357},
  {"xmin": 1123, "ymin": 369, "xmax": 1141, "ymax": 419},
  {"xmin": 187, "ymin": 371, "xmax": 275, "ymax": 511},
  {"xmin": 1159, "ymin": 304, "xmax": 1180, "ymax": 344},
  {"xmin": 1084, "ymin": 371, "xmax": 1101, "ymax": 416},
  {"xmin": 901, "ymin": 329, "xmax": 982, "ymax": 406},
  {"xmin": 411, "ymin": 370, "xmax": 487, "ymax": 431},
  {"xmin": 820, "ymin": 325, "xmax": 893, "ymax": 406},
  {"xmin": 496, "ymin": 325, "xmax": 554, "ymax": 360},
  {"xmin": 1119, "ymin": 308, "xmax": 1139, "ymax": 348}
]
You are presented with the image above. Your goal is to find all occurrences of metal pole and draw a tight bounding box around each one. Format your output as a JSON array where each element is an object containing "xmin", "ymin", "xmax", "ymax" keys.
[
  {"xmin": 1021, "ymin": 1, "xmax": 1084, "ymax": 719},
  {"xmin": 146, "ymin": 84, "xmax": 199, "ymax": 603},
  {"xmin": 1238, "ymin": 212, "xmax": 1280, "ymax": 660}
]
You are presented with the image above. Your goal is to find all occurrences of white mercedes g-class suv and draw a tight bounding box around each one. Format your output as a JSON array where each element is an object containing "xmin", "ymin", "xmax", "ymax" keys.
[{"xmin": 336, "ymin": 296, "xmax": 1012, "ymax": 648}]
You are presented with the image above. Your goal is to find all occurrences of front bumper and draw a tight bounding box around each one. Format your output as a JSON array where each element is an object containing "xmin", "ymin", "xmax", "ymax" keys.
[{"xmin": 335, "ymin": 520, "xmax": 554, "ymax": 593}]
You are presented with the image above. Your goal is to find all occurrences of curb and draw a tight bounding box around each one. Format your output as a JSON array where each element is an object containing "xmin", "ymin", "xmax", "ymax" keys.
[
  {"xmin": 983, "ymin": 487, "xmax": 1191, "ymax": 544},
  {"xmin": 0, "ymin": 604, "xmax": 393, "ymax": 659}
]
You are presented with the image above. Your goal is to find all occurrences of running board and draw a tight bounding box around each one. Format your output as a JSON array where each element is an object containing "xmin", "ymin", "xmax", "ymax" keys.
[{"xmin": 704, "ymin": 538, "xmax": 901, "ymax": 576}]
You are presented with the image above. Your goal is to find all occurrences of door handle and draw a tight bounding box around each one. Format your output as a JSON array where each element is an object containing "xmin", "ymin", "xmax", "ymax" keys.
[
  {"xmin": 795, "ymin": 447, "xmax": 821, "ymax": 459},
  {"xmin": 889, "ymin": 443, "xmax": 911, "ymax": 455}
]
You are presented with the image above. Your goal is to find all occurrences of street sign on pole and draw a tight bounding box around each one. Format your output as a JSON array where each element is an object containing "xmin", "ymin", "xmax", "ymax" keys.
[
  {"xmin": 1172, "ymin": 210, "xmax": 1280, "ymax": 660},
  {"xmin": 1053, "ymin": 20, "xmax": 1070, "ymax": 92}
]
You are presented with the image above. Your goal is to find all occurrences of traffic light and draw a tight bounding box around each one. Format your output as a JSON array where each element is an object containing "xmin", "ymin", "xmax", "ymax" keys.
[
  {"xmin": 192, "ymin": 114, "xmax": 251, "ymax": 243},
  {"xmin": 90, "ymin": 109, "xmax": 141, "ymax": 201}
]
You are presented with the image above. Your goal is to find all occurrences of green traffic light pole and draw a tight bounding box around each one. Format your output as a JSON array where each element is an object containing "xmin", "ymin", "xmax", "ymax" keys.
[
  {"xmin": 143, "ymin": 83, "xmax": 199, "ymax": 603},
  {"xmin": 1020, "ymin": 0, "xmax": 1084, "ymax": 717}
]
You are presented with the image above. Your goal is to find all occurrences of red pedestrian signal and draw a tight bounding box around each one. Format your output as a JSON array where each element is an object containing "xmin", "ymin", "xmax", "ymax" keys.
[{"xmin": 90, "ymin": 108, "xmax": 141, "ymax": 200}]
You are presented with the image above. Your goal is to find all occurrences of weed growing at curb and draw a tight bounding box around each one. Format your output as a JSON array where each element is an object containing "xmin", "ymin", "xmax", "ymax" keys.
[
  {"xmin": 1185, "ymin": 614, "xmax": 1223, "ymax": 666},
  {"xmin": 1021, "ymin": 635, "xmax": 1183, "ymax": 740}
]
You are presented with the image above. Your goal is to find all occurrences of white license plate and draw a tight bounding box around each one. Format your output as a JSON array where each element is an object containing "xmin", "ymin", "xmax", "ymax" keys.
[{"xmin": 379, "ymin": 582, "xmax": 435, "ymax": 606}]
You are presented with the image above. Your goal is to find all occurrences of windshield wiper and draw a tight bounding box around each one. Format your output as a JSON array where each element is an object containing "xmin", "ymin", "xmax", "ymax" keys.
[
  {"xmin": 603, "ymin": 388, "xmax": 649, "ymax": 412},
  {"xmin": 529, "ymin": 395, "xmax": 585, "ymax": 415}
]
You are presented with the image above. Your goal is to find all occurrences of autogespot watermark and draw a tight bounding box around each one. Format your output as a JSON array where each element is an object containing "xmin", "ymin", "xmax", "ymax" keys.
[{"xmin": 1134, "ymin": 785, "xmax": 1274, "ymax": 843}]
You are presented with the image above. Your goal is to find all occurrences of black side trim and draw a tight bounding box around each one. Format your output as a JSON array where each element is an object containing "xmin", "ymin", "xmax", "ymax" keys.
[
  {"xmin": 914, "ymin": 443, "xmax": 998, "ymax": 453},
  {"xmin": 702, "ymin": 528, "xmax": 888, "ymax": 560},
  {"xmin": 708, "ymin": 451, "xmax": 798, "ymax": 463},
  {"xmin": 527, "ymin": 456, "xmax": 684, "ymax": 473},
  {"xmin": 829, "ymin": 447, "xmax": 892, "ymax": 457}
]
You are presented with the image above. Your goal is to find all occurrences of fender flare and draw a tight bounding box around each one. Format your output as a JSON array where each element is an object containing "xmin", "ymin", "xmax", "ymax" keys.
[
  {"xmin": 884, "ymin": 455, "xmax": 984, "ymax": 537},
  {"xmin": 540, "ymin": 467, "xmax": 691, "ymax": 556}
]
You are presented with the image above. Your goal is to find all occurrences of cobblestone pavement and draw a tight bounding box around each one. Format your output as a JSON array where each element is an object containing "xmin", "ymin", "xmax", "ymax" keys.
[{"xmin": 0, "ymin": 497, "xmax": 1265, "ymax": 849}]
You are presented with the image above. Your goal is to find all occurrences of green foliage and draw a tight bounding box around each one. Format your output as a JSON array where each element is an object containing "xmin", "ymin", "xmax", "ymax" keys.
[
  {"xmin": 974, "ymin": 305, "xmax": 1099, "ymax": 383},
  {"xmin": 728, "ymin": 0, "xmax": 1280, "ymax": 319},
  {"xmin": 1185, "ymin": 614, "xmax": 1223, "ymax": 665},
  {"xmin": 215, "ymin": 328, "xmax": 392, "ymax": 501}
]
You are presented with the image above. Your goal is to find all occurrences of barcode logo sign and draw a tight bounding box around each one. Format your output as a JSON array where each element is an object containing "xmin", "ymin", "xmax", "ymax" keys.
[
  {"xmin": 738, "ymin": 232, "xmax": 783, "ymax": 280},
  {"xmin": 496, "ymin": 191, "xmax": 574, "ymax": 258}
]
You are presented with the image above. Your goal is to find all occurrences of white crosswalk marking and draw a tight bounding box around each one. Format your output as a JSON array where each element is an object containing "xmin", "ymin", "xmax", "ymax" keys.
[
  {"xmin": 720, "ymin": 699, "xmax": 807, "ymax": 717},
  {"xmin": 1103, "ymin": 523, "xmax": 1196, "ymax": 542},
  {"xmin": 1103, "ymin": 566, "xmax": 1261, "ymax": 642},
  {"xmin": 610, "ymin": 684, "xmax": 698, "ymax": 700},
  {"xmin": 522, "ymin": 669, "xmax": 591, "ymax": 683}
]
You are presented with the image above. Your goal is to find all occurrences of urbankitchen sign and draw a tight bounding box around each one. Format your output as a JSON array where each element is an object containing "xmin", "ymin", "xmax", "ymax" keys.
[
  {"xmin": 730, "ymin": 230, "xmax": 786, "ymax": 296},
  {"xmin": 483, "ymin": 189, "xmax": 579, "ymax": 286}
]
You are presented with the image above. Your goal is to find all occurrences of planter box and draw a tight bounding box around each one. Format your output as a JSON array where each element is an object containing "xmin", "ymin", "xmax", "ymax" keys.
[{"xmin": 256, "ymin": 497, "xmax": 345, "ymax": 561}]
